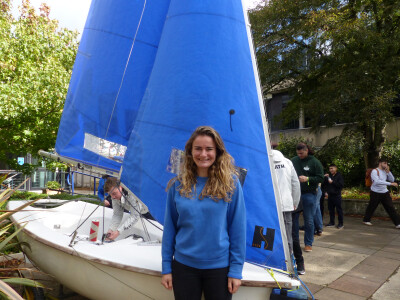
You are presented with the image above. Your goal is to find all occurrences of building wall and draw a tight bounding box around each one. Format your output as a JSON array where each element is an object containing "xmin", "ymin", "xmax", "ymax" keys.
[{"xmin": 269, "ymin": 118, "xmax": 400, "ymax": 147}]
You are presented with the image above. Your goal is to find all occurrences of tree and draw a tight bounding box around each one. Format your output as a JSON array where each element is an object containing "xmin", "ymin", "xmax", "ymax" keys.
[
  {"xmin": 0, "ymin": 0, "xmax": 78, "ymax": 172},
  {"xmin": 250, "ymin": 0, "xmax": 400, "ymax": 168}
]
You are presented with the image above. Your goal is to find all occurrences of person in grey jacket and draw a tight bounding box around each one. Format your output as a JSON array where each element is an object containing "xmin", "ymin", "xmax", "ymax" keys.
[
  {"xmin": 363, "ymin": 158, "xmax": 400, "ymax": 228},
  {"xmin": 104, "ymin": 177, "xmax": 151, "ymax": 240},
  {"xmin": 271, "ymin": 149, "xmax": 302, "ymax": 273}
]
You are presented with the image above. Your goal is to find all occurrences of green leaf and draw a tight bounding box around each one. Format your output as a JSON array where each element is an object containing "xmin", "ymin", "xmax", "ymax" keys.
[
  {"xmin": 2, "ymin": 278, "xmax": 44, "ymax": 288},
  {"xmin": 0, "ymin": 223, "xmax": 13, "ymax": 237},
  {"xmin": 0, "ymin": 224, "xmax": 26, "ymax": 252},
  {"xmin": 1, "ymin": 241, "xmax": 30, "ymax": 253}
]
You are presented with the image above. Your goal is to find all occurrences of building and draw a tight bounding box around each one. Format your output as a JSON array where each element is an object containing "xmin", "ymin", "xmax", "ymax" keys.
[{"xmin": 265, "ymin": 86, "xmax": 400, "ymax": 147}]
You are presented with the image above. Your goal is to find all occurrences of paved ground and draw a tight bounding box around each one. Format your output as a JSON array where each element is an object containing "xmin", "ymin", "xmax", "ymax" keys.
[
  {"xmin": 300, "ymin": 214, "xmax": 400, "ymax": 299},
  {"xmin": 14, "ymin": 214, "xmax": 400, "ymax": 299}
]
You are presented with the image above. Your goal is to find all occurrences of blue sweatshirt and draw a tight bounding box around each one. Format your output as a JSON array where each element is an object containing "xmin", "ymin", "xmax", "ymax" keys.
[
  {"xmin": 162, "ymin": 176, "xmax": 246, "ymax": 279},
  {"xmin": 98, "ymin": 178, "xmax": 106, "ymax": 201}
]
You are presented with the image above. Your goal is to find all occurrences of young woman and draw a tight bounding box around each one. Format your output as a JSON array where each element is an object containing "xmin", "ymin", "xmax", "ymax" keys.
[{"xmin": 161, "ymin": 126, "xmax": 246, "ymax": 300}]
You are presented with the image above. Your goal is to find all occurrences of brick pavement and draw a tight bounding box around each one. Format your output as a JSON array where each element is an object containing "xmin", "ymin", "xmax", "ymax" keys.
[{"xmin": 299, "ymin": 214, "xmax": 400, "ymax": 299}]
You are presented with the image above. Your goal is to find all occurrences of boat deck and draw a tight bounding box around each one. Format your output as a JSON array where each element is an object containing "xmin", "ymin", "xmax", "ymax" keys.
[
  {"xmin": 8, "ymin": 200, "xmax": 300, "ymax": 299},
  {"xmin": 11, "ymin": 214, "xmax": 400, "ymax": 300}
]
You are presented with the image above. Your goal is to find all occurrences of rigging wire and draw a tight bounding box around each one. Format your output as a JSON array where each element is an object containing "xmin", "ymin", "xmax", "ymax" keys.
[
  {"xmin": 115, "ymin": 185, "xmax": 152, "ymax": 241},
  {"xmin": 69, "ymin": 202, "xmax": 101, "ymax": 237},
  {"xmin": 100, "ymin": 0, "xmax": 148, "ymax": 165},
  {"xmin": 90, "ymin": 0, "xmax": 152, "ymax": 243},
  {"xmin": 102, "ymin": 199, "xmax": 106, "ymax": 245}
]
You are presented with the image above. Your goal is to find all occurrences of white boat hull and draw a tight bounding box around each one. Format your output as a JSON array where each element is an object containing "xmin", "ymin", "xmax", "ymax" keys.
[{"xmin": 9, "ymin": 200, "xmax": 299, "ymax": 300}]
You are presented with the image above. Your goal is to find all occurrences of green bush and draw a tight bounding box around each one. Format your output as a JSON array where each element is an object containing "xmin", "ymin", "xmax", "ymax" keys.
[
  {"xmin": 46, "ymin": 181, "xmax": 61, "ymax": 189},
  {"xmin": 342, "ymin": 187, "xmax": 370, "ymax": 200},
  {"xmin": 381, "ymin": 139, "xmax": 400, "ymax": 181},
  {"xmin": 275, "ymin": 132, "xmax": 400, "ymax": 188},
  {"xmin": 275, "ymin": 134, "xmax": 310, "ymax": 159},
  {"xmin": 275, "ymin": 129, "xmax": 366, "ymax": 187},
  {"xmin": 9, "ymin": 191, "xmax": 47, "ymax": 200},
  {"xmin": 48, "ymin": 193, "xmax": 97, "ymax": 201},
  {"xmin": 9, "ymin": 191, "xmax": 98, "ymax": 201},
  {"xmin": 342, "ymin": 187, "xmax": 400, "ymax": 200},
  {"xmin": 315, "ymin": 129, "xmax": 365, "ymax": 187}
]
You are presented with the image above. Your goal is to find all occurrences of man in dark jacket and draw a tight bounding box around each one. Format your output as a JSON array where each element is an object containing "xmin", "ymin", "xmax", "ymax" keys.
[
  {"xmin": 292, "ymin": 143, "xmax": 324, "ymax": 254},
  {"xmin": 324, "ymin": 164, "xmax": 344, "ymax": 229}
]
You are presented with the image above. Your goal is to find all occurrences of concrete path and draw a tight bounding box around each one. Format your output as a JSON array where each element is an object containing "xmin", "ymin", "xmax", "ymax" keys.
[{"xmin": 300, "ymin": 215, "xmax": 400, "ymax": 299}]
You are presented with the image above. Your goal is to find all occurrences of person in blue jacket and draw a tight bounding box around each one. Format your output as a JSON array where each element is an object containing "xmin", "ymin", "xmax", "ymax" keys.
[
  {"xmin": 161, "ymin": 126, "xmax": 246, "ymax": 300},
  {"xmin": 98, "ymin": 175, "xmax": 112, "ymax": 208}
]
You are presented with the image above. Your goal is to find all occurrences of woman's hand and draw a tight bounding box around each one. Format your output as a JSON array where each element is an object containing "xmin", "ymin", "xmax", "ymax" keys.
[
  {"xmin": 228, "ymin": 277, "xmax": 241, "ymax": 294},
  {"xmin": 161, "ymin": 274, "xmax": 173, "ymax": 290}
]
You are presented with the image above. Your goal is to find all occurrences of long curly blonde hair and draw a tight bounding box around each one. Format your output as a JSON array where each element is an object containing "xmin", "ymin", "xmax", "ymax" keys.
[{"xmin": 168, "ymin": 126, "xmax": 238, "ymax": 202}]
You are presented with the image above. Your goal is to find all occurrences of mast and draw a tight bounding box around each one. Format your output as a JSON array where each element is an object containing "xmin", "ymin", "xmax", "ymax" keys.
[{"xmin": 240, "ymin": 1, "xmax": 294, "ymax": 272}]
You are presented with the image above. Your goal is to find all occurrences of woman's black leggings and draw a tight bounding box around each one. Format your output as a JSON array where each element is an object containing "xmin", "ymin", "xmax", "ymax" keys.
[{"xmin": 172, "ymin": 260, "xmax": 232, "ymax": 300}]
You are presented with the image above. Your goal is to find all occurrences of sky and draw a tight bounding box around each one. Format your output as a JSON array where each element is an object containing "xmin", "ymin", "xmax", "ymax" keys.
[{"xmin": 12, "ymin": 0, "xmax": 264, "ymax": 37}]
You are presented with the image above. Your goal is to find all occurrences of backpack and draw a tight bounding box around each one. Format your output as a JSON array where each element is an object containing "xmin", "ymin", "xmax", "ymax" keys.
[{"xmin": 365, "ymin": 168, "xmax": 379, "ymax": 187}]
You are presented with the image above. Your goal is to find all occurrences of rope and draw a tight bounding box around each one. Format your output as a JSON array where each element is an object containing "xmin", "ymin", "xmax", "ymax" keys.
[
  {"xmin": 101, "ymin": 0, "xmax": 148, "ymax": 161},
  {"xmin": 69, "ymin": 202, "xmax": 101, "ymax": 237},
  {"xmin": 265, "ymin": 268, "xmax": 282, "ymax": 290}
]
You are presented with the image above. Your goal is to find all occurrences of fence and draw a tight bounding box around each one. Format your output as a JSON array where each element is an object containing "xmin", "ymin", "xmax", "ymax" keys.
[{"xmin": 1, "ymin": 169, "xmax": 101, "ymax": 198}]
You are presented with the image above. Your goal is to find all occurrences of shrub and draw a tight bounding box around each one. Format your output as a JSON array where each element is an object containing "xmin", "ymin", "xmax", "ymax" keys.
[
  {"xmin": 315, "ymin": 129, "xmax": 365, "ymax": 187},
  {"xmin": 342, "ymin": 187, "xmax": 400, "ymax": 201},
  {"xmin": 9, "ymin": 191, "xmax": 98, "ymax": 201},
  {"xmin": 275, "ymin": 129, "xmax": 366, "ymax": 187},
  {"xmin": 9, "ymin": 191, "xmax": 46, "ymax": 200},
  {"xmin": 46, "ymin": 181, "xmax": 61, "ymax": 190},
  {"xmin": 381, "ymin": 139, "xmax": 400, "ymax": 181},
  {"xmin": 275, "ymin": 134, "xmax": 310, "ymax": 159}
]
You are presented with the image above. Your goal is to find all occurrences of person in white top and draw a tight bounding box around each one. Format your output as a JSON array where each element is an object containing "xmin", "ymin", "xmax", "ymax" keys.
[
  {"xmin": 104, "ymin": 177, "xmax": 152, "ymax": 240},
  {"xmin": 363, "ymin": 158, "xmax": 400, "ymax": 228},
  {"xmin": 271, "ymin": 149, "xmax": 301, "ymax": 253}
]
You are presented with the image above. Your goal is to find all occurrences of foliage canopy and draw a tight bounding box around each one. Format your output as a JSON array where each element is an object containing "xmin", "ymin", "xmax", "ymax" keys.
[
  {"xmin": 250, "ymin": 0, "xmax": 400, "ymax": 168},
  {"xmin": 0, "ymin": 0, "xmax": 78, "ymax": 172}
]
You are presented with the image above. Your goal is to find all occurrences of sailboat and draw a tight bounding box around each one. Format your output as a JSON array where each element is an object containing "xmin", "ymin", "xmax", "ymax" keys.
[{"xmin": 9, "ymin": 0, "xmax": 301, "ymax": 299}]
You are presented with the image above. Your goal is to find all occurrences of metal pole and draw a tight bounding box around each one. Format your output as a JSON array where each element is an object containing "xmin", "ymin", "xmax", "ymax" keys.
[
  {"xmin": 93, "ymin": 177, "xmax": 97, "ymax": 196},
  {"xmin": 71, "ymin": 171, "xmax": 75, "ymax": 195}
]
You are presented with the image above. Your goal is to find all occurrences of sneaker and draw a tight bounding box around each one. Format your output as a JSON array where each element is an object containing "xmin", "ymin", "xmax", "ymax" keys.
[
  {"xmin": 325, "ymin": 223, "xmax": 335, "ymax": 227},
  {"xmin": 395, "ymin": 224, "xmax": 400, "ymax": 229},
  {"xmin": 363, "ymin": 221, "xmax": 373, "ymax": 226},
  {"xmin": 314, "ymin": 230, "xmax": 322, "ymax": 236},
  {"xmin": 297, "ymin": 264, "xmax": 305, "ymax": 275},
  {"xmin": 337, "ymin": 224, "xmax": 344, "ymax": 229},
  {"xmin": 304, "ymin": 245, "xmax": 312, "ymax": 252}
]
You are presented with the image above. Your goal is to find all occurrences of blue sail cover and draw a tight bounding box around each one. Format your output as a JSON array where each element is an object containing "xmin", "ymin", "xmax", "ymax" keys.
[
  {"xmin": 121, "ymin": 0, "xmax": 288, "ymax": 270},
  {"xmin": 55, "ymin": 0, "xmax": 171, "ymax": 172}
]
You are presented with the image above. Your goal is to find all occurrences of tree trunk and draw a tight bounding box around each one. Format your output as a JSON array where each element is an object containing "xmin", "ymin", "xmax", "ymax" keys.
[{"xmin": 362, "ymin": 122, "xmax": 386, "ymax": 169}]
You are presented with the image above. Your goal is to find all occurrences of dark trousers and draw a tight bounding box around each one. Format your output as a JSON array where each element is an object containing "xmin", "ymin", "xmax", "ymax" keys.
[
  {"xmin": 172, "ymin": 260, "xmax": 232, "ymax": 300},
  {"xmin": 328, "ymin": 195, "xmax": 343, "ymax": 225},
  {"xmin": 292, "ymin": 212, "xmax": 304, "ymax": 267},
  {"xmin": 363, "ymin": 191, "xmax": 400, "ymax": 225}
]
